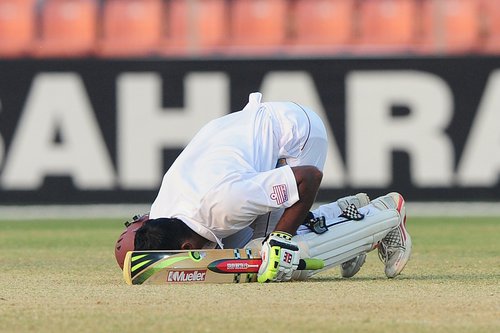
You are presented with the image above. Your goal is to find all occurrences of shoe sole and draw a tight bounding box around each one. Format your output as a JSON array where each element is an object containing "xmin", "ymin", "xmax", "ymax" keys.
[{"xmin": 341, "ymin": 253, "xmax": 367, "ymax": 278}]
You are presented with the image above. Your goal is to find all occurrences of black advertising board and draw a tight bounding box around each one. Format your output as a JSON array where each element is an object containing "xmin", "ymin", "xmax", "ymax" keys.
[{"xmin": 0, "ymin": 57, "xmax": 499, "ymax": 204}]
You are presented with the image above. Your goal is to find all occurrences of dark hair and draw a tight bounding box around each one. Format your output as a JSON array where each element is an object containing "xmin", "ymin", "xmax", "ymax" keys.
[{"xmin": 134, "ymin": 218, "xmax": 194, "ymax": 250}]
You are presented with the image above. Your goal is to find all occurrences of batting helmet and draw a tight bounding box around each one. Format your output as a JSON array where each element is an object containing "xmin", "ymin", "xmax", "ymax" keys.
[{"xmin": 114, "ymin": 213, "xmax": 149, "ymax": 269}]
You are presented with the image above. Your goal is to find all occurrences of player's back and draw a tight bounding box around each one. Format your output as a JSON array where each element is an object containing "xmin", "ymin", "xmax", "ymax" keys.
[{"xmin": 150, "ymin": 95, "xmax": 277, "ymax": 221}]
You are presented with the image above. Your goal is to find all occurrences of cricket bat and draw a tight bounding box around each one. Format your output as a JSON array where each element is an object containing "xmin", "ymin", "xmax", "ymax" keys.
[{"xmin": 123, "ymin": 249, "xmax": 324, "ymax": 285}]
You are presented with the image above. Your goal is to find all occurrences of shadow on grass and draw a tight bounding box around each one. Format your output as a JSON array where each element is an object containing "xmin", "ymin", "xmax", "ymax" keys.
[
  {"xmin": 307, "ymin": 272, "xmax": 498, "ymax": 283},
  {"xmin": 305, "ymin": 276, "xmax": 390, "ymax": 283}
]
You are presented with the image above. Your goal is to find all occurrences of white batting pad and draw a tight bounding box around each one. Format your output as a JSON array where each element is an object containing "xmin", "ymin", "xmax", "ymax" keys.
[{"xmin": 292, "ymin": 203, "xmax": 400, "ymax": 280}]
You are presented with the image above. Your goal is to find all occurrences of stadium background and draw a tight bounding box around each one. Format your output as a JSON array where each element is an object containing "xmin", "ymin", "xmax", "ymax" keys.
[
  {"xmin": 0, "ymin": 0, "xmax": 499, "ymax": 214},
  {"xmin": 1, "ymin": 2, "xmax": 499, "ymax": 333}
]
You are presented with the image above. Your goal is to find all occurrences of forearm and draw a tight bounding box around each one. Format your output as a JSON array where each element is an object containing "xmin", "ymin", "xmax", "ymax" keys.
[{"xmin": 274, "ymin": 166, "xmax": 322, "ymax": 235}]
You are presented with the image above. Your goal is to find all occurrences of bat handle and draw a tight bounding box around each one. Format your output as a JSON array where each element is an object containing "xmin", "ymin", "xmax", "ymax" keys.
[{"xmin": 298, "ymin": 258, "xmax": 324, "ymax": 270}]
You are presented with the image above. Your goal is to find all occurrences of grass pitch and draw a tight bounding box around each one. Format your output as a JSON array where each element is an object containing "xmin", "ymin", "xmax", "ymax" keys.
[{"xmin": 1, "ymin": 216, "xmax": 498, "ymax": 333}]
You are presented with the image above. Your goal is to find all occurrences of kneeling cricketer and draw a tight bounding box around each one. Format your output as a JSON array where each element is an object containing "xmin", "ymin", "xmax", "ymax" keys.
[
  {"xmin": 114, "ymin": 93, "xmax": 412, "ymax": 284},
  {"xmin": 116, "ymin": 192, "xmax": 412, "ymax": 284}
]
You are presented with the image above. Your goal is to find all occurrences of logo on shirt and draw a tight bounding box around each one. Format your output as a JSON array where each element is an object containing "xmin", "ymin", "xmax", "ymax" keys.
[{"xmin": 270, "ymin": 184, "xmax": 288, "ymax": 205}]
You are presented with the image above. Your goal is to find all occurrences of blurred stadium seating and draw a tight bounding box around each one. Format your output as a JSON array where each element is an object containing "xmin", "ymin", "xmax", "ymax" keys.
[
  {"xmin": 480, "ymin": 0, "xmax": 500, "ymax": 54},
  {"xmin": 98, "ymin": 0, "xmax": 163, "ymax": 57},
  {"xmin": 0, "ymin": 0, "xmax": 499, "ymax": 58},
  {"xmin": 227, "ymin": 0, "xmax": 288, "ymax": 53},
  {"xmin": 160, "ymin": 0, "xmax": 228, "ymax": 55},
  {"xmin": 0, "ymin": 0, "xmax": 36, "ymax": 57},
  {"xmin": 289, "ymin": 0, "xmax": 355, "ymax": 54},
  {"xmin": 35, "ymin": 0, "xmax": 98, "ymax": 57},
  {"xmin": 356, "ymin": 0, "xmax": 418, "ymax": 53},
  {"xmin": 419, "ymin": 0, "xmax": 480, "ymax": 54}
]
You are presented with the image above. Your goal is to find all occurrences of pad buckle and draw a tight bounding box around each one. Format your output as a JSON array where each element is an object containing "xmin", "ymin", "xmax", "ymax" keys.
[{"xmin": 304, "ymin": 216, "xmax": 328, "ymax": 234}]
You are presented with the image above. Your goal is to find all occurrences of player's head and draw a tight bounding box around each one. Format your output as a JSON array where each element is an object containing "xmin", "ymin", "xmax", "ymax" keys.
[{"xmin": 134, "ymin": 218, "xmax": 209, "ymax": 250}]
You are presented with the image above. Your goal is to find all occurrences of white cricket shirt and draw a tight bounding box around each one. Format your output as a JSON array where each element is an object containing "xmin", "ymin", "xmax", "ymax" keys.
[{"xmin": 150, "ymin": 93, "xmax": 312, "ymax": 247}]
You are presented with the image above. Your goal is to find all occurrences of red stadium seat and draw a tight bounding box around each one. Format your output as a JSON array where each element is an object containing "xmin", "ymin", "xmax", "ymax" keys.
[
  {"xmin": 228, "ymin": 0, "xmax": 288, "ymax": 52},
  {"xmin": 161, "ymin": 0, "xmax": 228, "ymax": 55},
  {"xmin": 98, "ymin": 0, "xmax": 163, "ymax": 57},
  {"xmin": 357, "ymin": 0, "xmax": 418, "ymax": 53},
  {"xmin": 479, "ymin": 0, "xmax": 500, "ymax": 54},
  {"xmin": 291, "ymin": 0, "xmax": 355, "ymax": 52},
  {"xmin": 35, "ymin": 0, "xmax": 98, "ymax": 57},
  {"xmin": 419, "ymin": 0, "xmax": 480, "ymax": 54},
  {"xmin": 0, "ymin": 0, "xmax": 35, "ymax": 57}
]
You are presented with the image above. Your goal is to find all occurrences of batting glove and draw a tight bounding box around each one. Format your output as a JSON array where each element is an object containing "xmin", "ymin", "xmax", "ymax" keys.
[{"xmin": 257, "ymin": 231, "xmax": 300, "ymax": 283}]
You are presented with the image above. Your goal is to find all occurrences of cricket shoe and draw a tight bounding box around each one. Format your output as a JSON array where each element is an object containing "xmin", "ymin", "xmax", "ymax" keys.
[
  {"xmin": 338, "ymin": 193, "xmax": 370, "ymax": 278},
  {"xmin": 340, "ymin": 253, "xmax": 367, "ymax": 278},
  {"xmin": 373, "ymin": 192, "xmax": 412, "ymax": 278}
]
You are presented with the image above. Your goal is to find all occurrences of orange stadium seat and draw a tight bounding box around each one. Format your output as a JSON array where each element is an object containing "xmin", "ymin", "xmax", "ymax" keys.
[
  {"xmin": 419, "ymin": 0, "xmax": 480, "ymax": 54},
  {"xmin": 479, "ymin": 0, "xmax": 500, "ymax": 54},
  {"xmin": 291, "ymin": 0, "xmax": 355, "ymax": 51},
  {"xmin": 228, "ymin": 0, "xmax": 288, "ymax": 52},
  {"xmin": 162, "ymin": 0, "xmax": 228, "ymax": 55},
  {"xmin": 35, "ymin": 0, "xmax": 98, "ymax": 57},
  {"xmin": 98, "ymin": 0, "xmax": 162, "ymax": 57},
  {"xmin": 357, "ymin": 0, "xmax": 418, "ymax": 52},
  {"xmin": 0, "ymin": 0, "xmax": 35, "ymax": 57}
]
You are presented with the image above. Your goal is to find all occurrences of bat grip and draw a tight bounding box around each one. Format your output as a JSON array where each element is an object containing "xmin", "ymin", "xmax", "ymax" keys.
[{"xmin": 298, "ymin": 258, "xmax": 324, "ymax": 270}]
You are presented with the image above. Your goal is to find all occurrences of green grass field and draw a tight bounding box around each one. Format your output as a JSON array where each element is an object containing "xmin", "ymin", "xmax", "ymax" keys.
[{"xmin": 1, "ymin": 216, "xmax": 499, "ymax": 333}]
